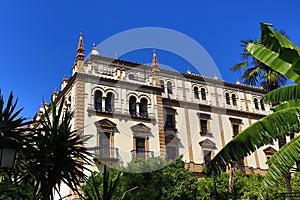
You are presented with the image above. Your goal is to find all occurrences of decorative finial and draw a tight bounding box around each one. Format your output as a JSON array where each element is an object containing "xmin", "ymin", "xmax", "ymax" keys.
[
  {"xmin": 91, "ymin": 42, "xmax": 100, "ymax": 56},
  {"xmin": 76, "ymin": 32, "xmax": 85, "ymax": 61},
  {"xmin": 151, "ymin": 50, "xmax": 159, "ymax": 70},
  {"xmin": 187, "ymin": 67, "xmax": 191, "ymax": 74}
]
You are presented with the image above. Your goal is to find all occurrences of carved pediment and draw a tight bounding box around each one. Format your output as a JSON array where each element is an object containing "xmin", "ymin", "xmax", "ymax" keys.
[
  {"xmin": 263, "ymin": 146, "xmax": 277, "ymax": 155},
  {"xmin": 98, "ymin": 119, "xmax": 116, "ymax": 128},
  {"xmin": 95, "ymin": 119, "xmax": 116, "ymax": 132},
  {"xmin": 199, "ymin": 139, "xmax": 216, "ymax": 149},
  {"xmin": 131, "ymin": 123, "xmax": 151, "ymax": 132},
  {"xmin": 131, "ymin": 123, "xmax": 152, "ymax": 137}
]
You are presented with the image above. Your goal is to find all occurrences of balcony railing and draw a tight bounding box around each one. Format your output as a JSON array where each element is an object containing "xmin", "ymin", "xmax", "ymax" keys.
[
  {"xmin": 95, "ymin": 107, "xmax": 114, "ymax": 114},
  {"xmin": 131, "ymin": 150, "xmax": 154, "ymax": 160},
  {"xmin": 130, "ymin": 112, "xmax": 149, "ymax": 119},
  {"xmin": 94, "ymin": 146, "xmax": 119, "ymax": 161}
]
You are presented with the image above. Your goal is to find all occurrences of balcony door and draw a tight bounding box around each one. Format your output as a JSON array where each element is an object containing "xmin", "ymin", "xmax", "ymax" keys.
[
  {"xmin": 136, "ymin": 138, "xmax": 145, "ymax": 159},
  {"xmin": 100, "ymin": 132, "xmax": 111, "ymax": 158}
]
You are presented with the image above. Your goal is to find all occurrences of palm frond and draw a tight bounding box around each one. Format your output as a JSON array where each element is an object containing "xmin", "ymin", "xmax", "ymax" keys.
[
  {"xmin": 259, "ymin": 135, "xmax": 300, "ymax": 198},
  {"xmin": 272, "ymin": 100, "xmax": 300, "ymax": 112},
  {"xmin": 246, "ymin": 43, "xmax": 300, "ymax": 84},
  {"xmin": 264, "ymin": 85, "xmax": 300, "ymax": 104}
]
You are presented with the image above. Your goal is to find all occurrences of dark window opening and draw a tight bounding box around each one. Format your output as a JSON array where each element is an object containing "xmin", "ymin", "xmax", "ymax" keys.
[
  {"xmin": 194, "ymin": 87, "xmax": 199, "ymax": 99},
  {"xmin": 139, "ymin": 98, "xmax": 148, "ymax": 117},
  {"xmin": 167, "ymin": 81, "xmax": 173, "ymax": 95},
  {"xmin": 128, "ymin": 74, "xmax": 135, "ymax": 80},
  {"xmin": 105, "ymin": 92, "xmax": 114, "ymax": 113},
  {"xmin": 260, "ymin": 99, "xmax": 265, "ymax": 110},
  {"xmin": 226, "ymin": 93, "xmax": 230, "ymax": 105},
  {"xmin": 100, "ymin": 132, "xmax": 110, "ymax": 157},
  {"xmin": 136, "ymin": 138, "xmax": 145, "ymax": 159},
  {"xmin": 201, "ymin": 88, "xmax": 206, "ymax": 100},
  {"xmin": 160, "ymin": 80, "xmax": 165, "ymax": 92},
  {"xmin": 165, "ymin": 114, "xmax": 174, "ymax": 128},
  {"xmin": 203, "ymin": 150, "xmax": 212, "ymax": 165},
  {"xmin": 94, "ymin": 90, "xmax": 102, "ymax": 111},
  {"xmin": 200, "ymin": 119, "xmax": 208, "ymax": 135},
  {"xmin": 232, "ymin": 94, "xmax": 237, "ymax": 106},
  {"xmin": 254, "ymin": 98, "xmax": 259, "ymax": 109},
  {"xmin": 232, "ymin": 124, "xmax": 239, "ymax": 137},
  {"xmin": 129, "ymin": 96, "xmax": 137, "ymax": 116}
]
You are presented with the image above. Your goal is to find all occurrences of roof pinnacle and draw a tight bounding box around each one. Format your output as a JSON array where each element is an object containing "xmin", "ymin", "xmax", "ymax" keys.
[
  {"xmin": 76, "ymin": 32, "xmax": 85, "ymax": 61},
  {"xmin": 151, "ymin": 50, "xmax": 159, "ymax": 70}
]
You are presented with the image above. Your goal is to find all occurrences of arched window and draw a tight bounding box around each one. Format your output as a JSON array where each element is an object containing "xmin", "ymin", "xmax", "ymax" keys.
[
  {"xmin": 139, "ymin": 98, "xmax": 148, "ymax": 118},
  {"xmin": 201, "ymin": 88, "xmax": 206, "ymax": 100},
  {"xmin": 232, "ymin": 94, "xmax": 237, "ymax": 106},
  {"xmin": 194, "ymin": 87, "xmax": 199, "ymax": 99},
  {"xmin": 128, "ymin": 74, "xmax": 135, "ymax": 80},
  {"xmin": 225, "ymin": 92, "xmax": 230, "ymax": 105},
  {"xmin": 94, "ymin": 90, "xmax": 102, "ymax": 111},
  {"xmin": 260, "ymin": 99, "xmax": 265, "ymax": 111},
  {"xmin": 167, "ymin": 81, "xmax": 173, "ymax": 95},
  {"xmin": 129, "ymin": 96, "xmax": 137, "ymax": 116},
  {"xmin": 254, "ymin": 98, "xmax": 259, "ymax": 109},
  {"xmin": 160, "ymin": 80, "xmax": 165, "ymax": 93},
  {"xmin": 105, "ymin": 92, "xmax": 114, "ymax": 113}
]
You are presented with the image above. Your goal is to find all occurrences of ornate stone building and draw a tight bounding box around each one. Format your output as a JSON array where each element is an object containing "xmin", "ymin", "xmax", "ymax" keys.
[{"xmin": 35, "ymin": 33, "xmax": 284, "ymax": 181}]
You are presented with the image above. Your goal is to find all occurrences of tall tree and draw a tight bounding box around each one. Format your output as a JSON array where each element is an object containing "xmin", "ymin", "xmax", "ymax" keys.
[
  {"xmin": 207, "ymin": 23, "xmax": 300, "ymax": 199},
  {"xmin": 19, "ymin": 97, "xmax": 93, "ymax": 199},
  {"xmin": 231, "ymin": 32, "xmax": 287, "ymax": 91}
]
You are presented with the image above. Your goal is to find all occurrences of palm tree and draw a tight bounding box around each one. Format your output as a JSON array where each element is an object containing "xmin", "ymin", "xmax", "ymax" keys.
[
  {"xmin": 231, "ymin": 32, "xmax": 287, "ymax": 91},
  {"xmin": 207, "ymin": 23, "xmax": 300, "ymax": 200},
  {"xmin": 0, "ymin": 90, "xmax": 28, "ymax": 139},
  {"xmin": 20, "ymin": 97, "xmax": 93, "ymax": 199}
]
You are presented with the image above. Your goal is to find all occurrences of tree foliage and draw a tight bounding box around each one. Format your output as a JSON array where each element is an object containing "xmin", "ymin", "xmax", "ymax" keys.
[
  {"xmin": 0, "ymin": 93, "xmax": 92, "ymax": 199},
  {"xmin": 82, "ymin": 157, "xmax": 199, "ymax": 200},
  {"xmin": 208, "ymin": 22, "xmax": 300, "ymax": 199}
]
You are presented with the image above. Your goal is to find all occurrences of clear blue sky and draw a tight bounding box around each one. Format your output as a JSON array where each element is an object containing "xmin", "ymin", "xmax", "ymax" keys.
[{"xmin": 1, "ymin": 0, "xmax": 300, "ymax": 119}]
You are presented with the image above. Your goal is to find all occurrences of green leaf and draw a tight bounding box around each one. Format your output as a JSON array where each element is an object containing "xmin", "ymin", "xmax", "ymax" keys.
[
  {"xmin": 246, "ymin": 43, "xmax": 300, "ymax": 84},
  {"xmin": 260, "ymin": 135, "xmax": 300, "ymax": 197},
  {"xmin": 264, "ymin": 85, "xmax": 300, "ymax": 104}
]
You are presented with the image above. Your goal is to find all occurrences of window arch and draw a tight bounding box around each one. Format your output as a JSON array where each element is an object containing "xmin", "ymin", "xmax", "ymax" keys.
[
  {"xmin": 139, "ymin": 98, "xmax": 148, "ymax": 117},
  {"xmin": 94, "ymin": 90, "xmax": 102, "ymax": 111},
  {"xmin": 201, "ymin": 88, "xmax": 206, "ymax": 100},
  {"xmin": 167, "ymin": 81, "xmax": 173, "ymax": 95},
  {"xmin": 254, "ymin": 98, "xmax": 259, "ymax": 109},
  {"xmin": 225, "ymin": 92, "xmax": 230, "ymax": 105},
  {"xmin": 129, "ymin": 96, "xmax": 137, "ymax": 116},
  {"xmin": 160, "ymin": 80, "xmax": 165, "ymax": 92},
  {"xmin": 194, "ymin": 86, "xmax": 199, "ymax": 99},
  {"xmin": 232, "ymin": 94, "xmax": 237, "ymax": 106},
  {"xmin": 105, "ymin": 92, "xmax": 114, "ymax": 113},
  {"xmin": 128, "ymin": 74, "xmax": 135, "ymax": 80},
  {"xmin": 260, "ymin": 99, "xmax": 265, "ymax": 110}
]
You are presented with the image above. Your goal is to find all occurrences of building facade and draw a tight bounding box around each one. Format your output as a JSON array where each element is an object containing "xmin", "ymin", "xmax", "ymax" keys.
[{"xmin": 34, "ymin": 33, "xmax": 285, "ymax": 178}]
